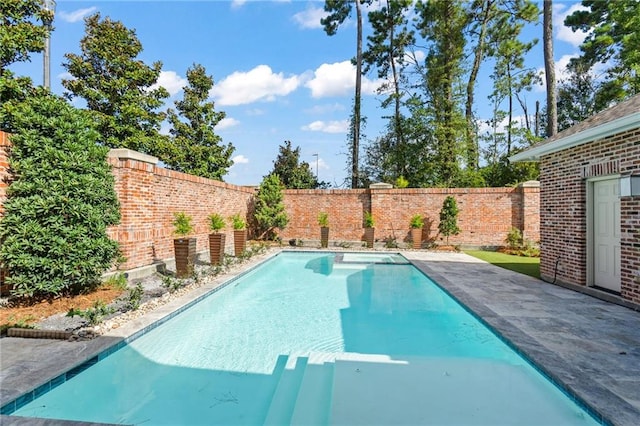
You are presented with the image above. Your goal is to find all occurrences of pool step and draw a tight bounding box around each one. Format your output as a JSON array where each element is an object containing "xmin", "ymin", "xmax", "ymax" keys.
[
  {"xmin": 289, "ymin": 352, "xmax": 335, "ymax": 425},
  {"xmin": 263, "ymin": 354, "xmax": 308, "ymax": 425}
]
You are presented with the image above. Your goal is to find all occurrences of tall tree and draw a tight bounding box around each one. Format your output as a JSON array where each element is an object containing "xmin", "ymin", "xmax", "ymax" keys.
[
  {"xmin": 269, "ymin": 140, "xmax": 318, "ymax": 189},
  {"xmin": 165, "ymin": 64, "xmax": 234, "ymax": 180},
  {"xmin": 556, "ymin": 60, "xmax": 598, "ymax": 131},
  {"xmin": 464, "ymin": 0, "xmax": 493, "ymax": 171},
  {"xmin": 0, "ymin": 0, "xmax": 51, "ymax": 73},
  {"xmin": 322, "ymin": 0, "xmax": 370, "ymax": 188},
  {"xmin": 363, "ymin": 0, "xmax": 414, "ymax": 174},
  {"xmin": 543, "ymin": 0, "xmax": 557, "ymax": 136},
  {"xmin": 565, "ymin": 0, "xmax": 640, "ymax": 107},
  {"xmin": 62, "ymin": 13, "xmax": 169, "ymax": 158},
  {"xmin": 486, "ymin": 1, "xmax": 539, "ymax": 155},
  {"xmin": 415, "ymin": 0, "xmax": 468, "ymax": 186}
]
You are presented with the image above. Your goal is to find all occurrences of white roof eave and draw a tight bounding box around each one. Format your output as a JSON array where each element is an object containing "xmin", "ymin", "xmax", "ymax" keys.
[{"xmin": 509, "ymin": 112, "xmax": 640, "ymax": 163}]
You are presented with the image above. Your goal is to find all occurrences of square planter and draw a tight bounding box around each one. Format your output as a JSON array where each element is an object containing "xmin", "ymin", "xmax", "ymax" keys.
[
  {"xmin": 209, "ymin": 233, "xmax": 226, "ymax": 265},
  {"xmin": 174, "ymin": 237, "xmax": 197, "ymax": 278},
  {"xmin": 364, "ymin": 227, "xmax": 375, "ymax": 248},
  {"xmin": 234, "ymin": 229, "xmax": 247, "ymax": 257},
  {"xmin": 320, "ymin": 227, "xmax": 329, "ymax": 248},
  {"xmin": 410, "ymin": 228, "xmax": 422, "ymax": 249}
]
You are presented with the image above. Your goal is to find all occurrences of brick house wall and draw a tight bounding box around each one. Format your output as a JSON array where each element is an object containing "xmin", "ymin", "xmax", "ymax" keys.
[
  {"xmin": 538, "ymin": 128, "xmax": 640, "ymax": 304},
  {"xmin": 282, "ymin": 184, "xmax": 539, "ymax": 247}
]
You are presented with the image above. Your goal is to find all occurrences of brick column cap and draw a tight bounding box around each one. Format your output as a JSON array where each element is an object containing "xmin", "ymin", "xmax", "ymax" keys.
[
  {"xmin": 369, "ymin": 182, "xmax": 393, "ymax": 189},
  {"xmin": 108, "ymin": 149, "xmax": 158, "ymax": 165},
  {"xmin": 518, "ymin": 180, "xmax": 540, "ymax": 188}
]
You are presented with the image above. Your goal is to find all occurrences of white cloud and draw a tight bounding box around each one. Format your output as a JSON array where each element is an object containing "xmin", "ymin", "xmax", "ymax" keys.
[
  {"xmin": 305, "ymin": 103, "xmax": 346, "ymax": 114},
  {"xmin": 555, "ymin": 3, "xmax": 589, "ymax": 48},
  {"xmin": 302, "ymin": 120, "xmax": 349, "ymax": 133},
  {"xmin": 292, "ymin": 6, "xmax": 327, "ymax": 29},
  {"xmin": 150, "ymin": 71, "xmax": 187, "ymax": 96},
  {"xmin": 58, "ymin": 7, "xmax": 97, "ymax": 23},
  {"xmin": 215, "ymin": 117, "xmax": 240, "ymax": 130},
  {"xmin": 246, "ymin": 108, "xmax": 265, "ymax": 116},
  {"xmin": 305, "ymin": 61, "xmax": 382, "ymax": 98},
  {"xmin": 210, "ymin": 65, "xmax": 300, "ymax": 106},
  {"xmin": 232, "ymin": 154, "xmax": 249, "ymax": 165},
  {"xmin": 231, "ymin": 0, "xmax": 246, "ymax": 9}
]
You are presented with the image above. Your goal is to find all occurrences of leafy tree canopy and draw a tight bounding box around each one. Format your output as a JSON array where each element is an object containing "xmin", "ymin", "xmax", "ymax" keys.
[
  {"xmin": 565, "ymin": 0, "xmax": 640, "ymax": 107},
  {"xmin": 62, "ymin": 13, "xmax": 169, "ymax": 158},
  {"xmin": 165, "ymin": 63, "xmax": 234, "ymax": 180},
  {"xmin": 0, "ymin": 0, "xmax": 51, "ymax": 73},
  {"xmin": 269, "ymin": 140, "xmax": 325, "ymax": 189}
]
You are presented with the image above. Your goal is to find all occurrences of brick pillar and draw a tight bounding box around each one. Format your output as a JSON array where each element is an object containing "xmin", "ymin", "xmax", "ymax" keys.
[
  {"xmin": 0, "ymin": 131, "xmax": 11, "ymax": 291},
  {"xmin": 107, "ymin": 149, "xmax": 159, "ymax": 270},
  {"xmin": 519, "ymin": 180, "xmax": 540, "ymax": 243}
]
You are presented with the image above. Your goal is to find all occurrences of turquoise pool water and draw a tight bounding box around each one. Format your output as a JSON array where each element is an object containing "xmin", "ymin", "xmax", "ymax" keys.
[{"xmin": 11, "ymin": 252, "xmax": 600, "ymax": 425}]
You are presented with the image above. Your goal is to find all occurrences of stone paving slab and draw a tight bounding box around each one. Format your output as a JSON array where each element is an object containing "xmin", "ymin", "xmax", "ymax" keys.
[{"xmin": 1, "ymin": 250, "xmax": 639, "ymax": 425}]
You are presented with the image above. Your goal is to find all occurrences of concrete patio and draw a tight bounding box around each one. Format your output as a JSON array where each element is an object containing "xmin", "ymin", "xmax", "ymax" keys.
[{"xmin": 1, "ymin": 250, "xmax": 639, "ymax": 425}]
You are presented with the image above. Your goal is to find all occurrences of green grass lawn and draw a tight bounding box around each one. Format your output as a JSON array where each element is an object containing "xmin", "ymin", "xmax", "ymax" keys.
[{"xmin": 464, "ymin": 250, "xmax": 540, "ymax": 279}]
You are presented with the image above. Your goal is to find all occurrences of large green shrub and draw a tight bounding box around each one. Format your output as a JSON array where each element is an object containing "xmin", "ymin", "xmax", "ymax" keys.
[
  {"xmin": 0, "ymin": 91, "xmax": 121, "ymax": 298},
  {"xmin": 254, "ymin": 174, "xmax": 289, "ymax": 240}
]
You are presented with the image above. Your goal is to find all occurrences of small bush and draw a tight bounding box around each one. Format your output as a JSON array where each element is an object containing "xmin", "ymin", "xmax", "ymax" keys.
[
  {"xmin": 318, "ymin": 212, "xmax": 329, "ymax": 227},
  {"xmin": 173, "ymin": 212, "xmax": 194, "ymax": 236},
  {"xmin": 67, "ymin": 300, "xmax": 115, "ymax": 326},
  {"xmin": 410, "ymin": 214, "xmax": 423, "ymax": 229},
  {"xmin": 127, "ymin": 283, "xmax": 144, "ymax": 311},
  {"xmin": 208, "ymin": 213, "xmax": 226, "ymax": 232},
  {"xmin": 505, "ymin": 227, "xmax": 523, "ymax": 250},
  {"xmin": 230, "ymin": 214, "xmax": 246, "ymax": 230},
  {"xmin": 364, "ymin": 212, "xmax": 375, "ymax": 228}
]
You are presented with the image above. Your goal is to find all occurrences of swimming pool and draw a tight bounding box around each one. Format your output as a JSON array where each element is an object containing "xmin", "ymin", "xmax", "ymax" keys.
[{"xmin": 8, "ymin": 251, "xmax": 600, "ymax": 425}]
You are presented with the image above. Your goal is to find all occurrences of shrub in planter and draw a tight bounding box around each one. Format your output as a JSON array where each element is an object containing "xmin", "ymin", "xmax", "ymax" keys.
[
  {"xmin": 409, "ymin": 214, "xmax": 423, "ymax": 249},
  {"xmin": 0, "ymin": 90, "xmax": 121, "ymax": 298},
  {"xmin": 208, "ymin": 213, "xmax": 226, "ymax": 265},
  {"xmin": 173, "ymin": 212, "xmax": 196, "ymax": 278},
  {"xmin": 231, "ymin": 214, "xmax": 247, "ymax": 256},
  {"xmin": 318, "ymin": 212, "xmax": 329, "ymax": 248},
  {"xmin": 364, "ymin": 212, "xmax": 375, "ymax": 248}
]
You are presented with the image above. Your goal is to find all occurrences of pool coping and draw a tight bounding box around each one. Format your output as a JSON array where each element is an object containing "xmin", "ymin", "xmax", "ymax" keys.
[{"xmin": 2, "ymin": 249, "xmax": 639, "ymax": 425}]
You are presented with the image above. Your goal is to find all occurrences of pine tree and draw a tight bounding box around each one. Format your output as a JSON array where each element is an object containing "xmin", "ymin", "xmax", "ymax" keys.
[
  {"xmin": 254, "ymin": 174, "xmax": 289, "ymax": 241},
  {"xmin": 165, "ymin": 64, "xmax": 234, "ymax": 180}
]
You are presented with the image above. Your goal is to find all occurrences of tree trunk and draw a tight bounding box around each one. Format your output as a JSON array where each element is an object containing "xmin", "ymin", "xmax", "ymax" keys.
[
  {"xmin": 465, "ymin": 0, "xmax": 492, "ymax": 171},
  {"xmin": 352, "ymin": 0, "xmax": 363, "ymax": 189},
  {"xmin": 543, "ymin": 0, "xmax": 557, "ymax": 137}
]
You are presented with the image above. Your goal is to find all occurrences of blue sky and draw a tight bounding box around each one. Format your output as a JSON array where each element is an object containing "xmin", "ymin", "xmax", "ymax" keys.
[{"xmin": 9, "ymin": 0, "xmax": 589, "ymax": 186}]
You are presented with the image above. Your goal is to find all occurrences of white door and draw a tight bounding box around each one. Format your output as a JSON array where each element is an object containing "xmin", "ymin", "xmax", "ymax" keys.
[{"xmin": 592, "ymin": 178, "xmax": 621, "ymax": 292}]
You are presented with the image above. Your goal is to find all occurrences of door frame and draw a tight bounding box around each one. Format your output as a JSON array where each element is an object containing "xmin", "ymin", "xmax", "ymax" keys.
[{"xmin": 586, "ymin": 174, "xmax": 620, "ymax": 289}]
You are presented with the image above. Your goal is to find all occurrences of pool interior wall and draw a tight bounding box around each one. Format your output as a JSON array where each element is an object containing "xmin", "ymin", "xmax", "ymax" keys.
[{"xmin": 3, "ymin": 251, "xmax": 605, "ymax": 425}]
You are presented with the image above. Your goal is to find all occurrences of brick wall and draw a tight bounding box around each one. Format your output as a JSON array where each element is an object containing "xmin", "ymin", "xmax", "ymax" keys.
[
  {"xmin": 539, "ymin": 128, "xmax": 640, "ymax": 304},
  {"xmin": 106, "ymin": 149, "xmax": 255, "ymax": 270},
  {"xmin": 281, "ymin": 184, "xmax": 540, "ymax": 247},
  {"xmin": 0, "ymin": 136, "xmax": 540, "ymax": 278}
]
